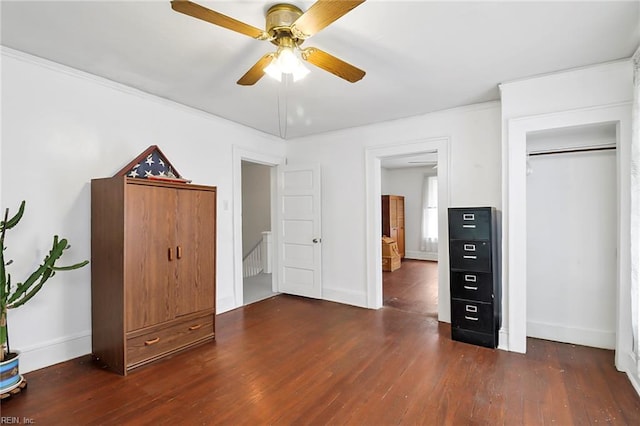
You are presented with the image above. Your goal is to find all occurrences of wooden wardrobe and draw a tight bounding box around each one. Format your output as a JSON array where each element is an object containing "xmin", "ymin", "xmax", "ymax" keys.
[
  {"xmin": 382, "ymin": 195, "xmax": 405, "ymax": 258},
  {"xmin": 91, "ymin": 176, "xmax": 217, "ymax": 375}
]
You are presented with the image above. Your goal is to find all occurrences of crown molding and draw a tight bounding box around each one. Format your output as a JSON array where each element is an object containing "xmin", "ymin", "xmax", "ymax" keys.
[{"xmin": 0, "ymin": 46, "xmax": 284, "ymax": 142}]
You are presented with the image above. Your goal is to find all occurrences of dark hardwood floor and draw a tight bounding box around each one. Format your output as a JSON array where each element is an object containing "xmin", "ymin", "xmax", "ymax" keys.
[
  {"xmin": 3, "ymin": 274, "xmax": 640, "ymax": 424},
  {"xmin": 384, "ymin": 259, "xmax": 438, "ymax": 317}
]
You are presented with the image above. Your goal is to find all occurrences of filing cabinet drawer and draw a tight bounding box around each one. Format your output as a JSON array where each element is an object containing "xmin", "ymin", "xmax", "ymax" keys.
[
  {"xmin": 451, "ymin": 328, "xmax": 496, "ymax": 349},
  {"xmin": 451, "ymin": 299, "xmax": 494, "ymax": 334},
  {"xmin": 450, "ymin": 271, "xmax": 493, "ymax": 303},
  {"xmin": 449, "ymin": 240, "xmax": 491, "ymax": 272},
  {"xmin": 449, "ymin": 208, "xmax": 491, "ymax": 240}
]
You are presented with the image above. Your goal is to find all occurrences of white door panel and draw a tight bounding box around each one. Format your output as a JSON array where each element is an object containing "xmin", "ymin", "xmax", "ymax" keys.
[
  {"xmin": 283, "ymin": 219, "xmax": 314, "ymax": 243},
  {"xmin": 277, "ymin": 164, "xmax": 322, "ymax": 298},
  {"xmin": 283, "ymin": 195, "xmax": 314, "ymax": 217}
]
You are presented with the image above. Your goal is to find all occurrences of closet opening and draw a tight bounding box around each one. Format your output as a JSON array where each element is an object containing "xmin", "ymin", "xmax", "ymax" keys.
[{"xmin": 526, "ymin": 122, "xmax": 618, "ymax": 349}]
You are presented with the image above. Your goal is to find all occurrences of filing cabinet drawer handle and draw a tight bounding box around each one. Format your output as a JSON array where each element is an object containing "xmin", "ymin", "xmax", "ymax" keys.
[
  {"xmin": 463, "ymin": 255, "xmax": 477, "ymax": 259},
  {"xmin": 144, "ymin": 337, "xmax": 160, "ymax": 346},
  {"xmin": 189, "ymin": 324, "xmax": 202, "ymax": 331},
  {"xmin": 463, "ymin": 213, "xmax": 475, "ymax": 221},
  {"xmin": 463, "ymin": 244, "xmax": 476, "ymax": 251},
  {"xmin": 463, "ymin": 285, "xmax": 478, "ymax": 291},
  {"xmin": 465, "ymin": 316, "xmax": 479, "ymax": 321},
  {"xmin": 465, "ymin": 305, "xmax": 478, "ymax": 313},
  {"xmin": 464, "ymin": 274, "xmax": 477, "ymax": 282},
  {"xmin": 462, "ymin": 224, "xmax": 476, "ymax": 228}
]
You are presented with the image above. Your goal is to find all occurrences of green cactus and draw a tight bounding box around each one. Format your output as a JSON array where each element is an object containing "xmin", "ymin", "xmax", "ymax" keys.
[{"xmin": 1, "ymin": 201, "xmax": 88, "ymax": 361}]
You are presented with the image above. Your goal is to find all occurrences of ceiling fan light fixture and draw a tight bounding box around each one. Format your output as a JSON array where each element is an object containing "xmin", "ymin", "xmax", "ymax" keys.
[
  {"xmin": 171, "ymin": 0, "xmax": 366, "ymax": 86},
  {"xmin": 264, "ymin": 46, "xmax": 310, "ymax": 82}
]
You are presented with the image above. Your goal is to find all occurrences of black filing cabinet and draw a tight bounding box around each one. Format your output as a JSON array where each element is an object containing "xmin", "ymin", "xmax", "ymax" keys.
[{"xmin": 448, "ymin": 207, "xmax": 501, "ymax": 348}]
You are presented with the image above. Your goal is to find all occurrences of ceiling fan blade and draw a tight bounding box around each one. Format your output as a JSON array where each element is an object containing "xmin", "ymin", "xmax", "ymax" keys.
[
  {"xmin": 237, "ymin": 53, "xmax": 275, "ymax": 86},
  {"xmin": 291, "ymin": 0, "xmax": 365, "ymax": 39},
  {"xmin": 301, "ymin": 47, "xmax": 365, "ymax": 83},
  {"xmin": 171, "ymin": 0, "xmax": 268, "ymax": 40}
]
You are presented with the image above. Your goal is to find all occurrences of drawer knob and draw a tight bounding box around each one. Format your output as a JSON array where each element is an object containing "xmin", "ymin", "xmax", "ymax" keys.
[
  {"xmin": 464, "ymin": 316, "xmax": 479, "ymax": 321},
  {"xmin": 144, "ymin": 337, "xmax": 160, "ymax": 346},
  {"xmin": 189, "ymin": 324, "xmax": 202, "ymax": 331},
  {"xmin": 463, "ymin": 285, "xmax": 478, "ymax": 291},
  {"xmin": 463, "ymin": 255, "xmax": 477, "ymax": 260}
]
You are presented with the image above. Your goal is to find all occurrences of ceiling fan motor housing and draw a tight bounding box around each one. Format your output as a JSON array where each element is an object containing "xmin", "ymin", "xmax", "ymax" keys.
[{"xmin": 266, "ymin": 3, "xmax": 303, "ymax": 44}]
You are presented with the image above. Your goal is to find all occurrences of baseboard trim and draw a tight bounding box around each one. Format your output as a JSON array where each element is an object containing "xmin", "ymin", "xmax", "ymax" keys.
[
  {"xmin": 618, "ymin": 349, "xmax": 640, "ymax": 397},
  {"xmin": 405, "ymin": 251, "xmax": 438, "ymax": 261},
  {"xmin": 217, "ymin": 295, "xmax": 237, "ymax": 314},
  {"xmin": 17, "ymin": 331, "xmax": 91, "ymax": 374},
  {"xmin": 498, "ymin": 328, "xmax": 510, "ymax": 352},
  {"xmin": 527, "ymin": 320, "xmax": 615, "ymax": 349}
]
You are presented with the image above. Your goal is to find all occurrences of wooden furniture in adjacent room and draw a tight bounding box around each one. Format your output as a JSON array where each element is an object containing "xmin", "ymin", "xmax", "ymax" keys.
[
  {"xmin": 448, "ymin": 207, "xmax": 500, "ymax": 348},
  {"xmin": 381, "ymin": 195, "xmax": 405, "ymax": 258},
  {"xmin": 91, "ymin": 176, "xmax": 217, "ymax": 375}
]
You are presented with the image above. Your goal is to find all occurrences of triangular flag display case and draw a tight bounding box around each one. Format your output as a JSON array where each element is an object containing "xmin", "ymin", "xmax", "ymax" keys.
[{"xmin": 114, "ymin": 145, "xmax": 191, "ymax": 183}]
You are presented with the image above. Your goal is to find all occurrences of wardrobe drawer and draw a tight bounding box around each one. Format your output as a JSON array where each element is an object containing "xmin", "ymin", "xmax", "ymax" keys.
[
  {"xmin": 451, "ymin": 299, "xmax": 494, "ymax": 334},
  {"xmin": 126, "ymin": 314, "xmax": 214, "ymax": 368},
  {"xmin": 450, "ymin": 271, "xmax": 494, "ymax": 303},
  {"xmin": 449, "ymin": 208, "xmax": 491, "ymax": 240},
  {"xmin": 450, "ymin": 240, "xmax": 491, "ymax": 272}
]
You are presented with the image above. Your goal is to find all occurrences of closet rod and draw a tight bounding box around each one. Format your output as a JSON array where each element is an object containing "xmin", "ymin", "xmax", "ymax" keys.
[{"xmin": 528, "ymin": 145, "xmax": 616, "ymax": 157}]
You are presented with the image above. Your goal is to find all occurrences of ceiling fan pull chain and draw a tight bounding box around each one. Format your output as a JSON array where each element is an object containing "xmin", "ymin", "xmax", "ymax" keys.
[{"xmin": 278, "ymin": 77, "xmax": 290, "ymax": 139}]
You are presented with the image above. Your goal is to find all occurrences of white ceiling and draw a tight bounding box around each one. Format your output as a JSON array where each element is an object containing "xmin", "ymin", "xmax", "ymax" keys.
[
  {"xmin": 380, "ymin": 151, "xmax": 437, "ymax": 169},
  {"xmin": 1, "ymin": 1, "xmax": 639, "ymax": 140}
]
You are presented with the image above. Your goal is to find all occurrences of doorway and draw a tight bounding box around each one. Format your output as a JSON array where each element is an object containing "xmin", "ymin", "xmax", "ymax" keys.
[
  {"xmin": 505, "ymin": 103, "xmax": 632, "ymax": 371},
  {"xmin": 364, "ymin": 137, "xmax": 451, "ymax": 321},
  {"xmin": 232, "ymin": 147, "xmax": 285, "ymax": 310},
  {"xmin": 380, "ymin": 154, "xmax": 439, "ymax": 317},
  {"xmin": 526, "ymin": 123, "xmax": 617, "ymax": 349},
  {"xmin": 241, "ymin": 160, "xmax": 278, "ymax": 305}
]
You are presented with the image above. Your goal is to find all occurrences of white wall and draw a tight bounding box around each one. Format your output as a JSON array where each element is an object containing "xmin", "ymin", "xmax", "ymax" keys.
[
  {"xmin": 381, "ymin": 166, "xmax": 437, "ymax": 260},
  {"xmin": 500, "ymin": 59, "xmax": 636, "ymax": 390},
  {"xmin": 241, "ymin": 161, "xmax": 271, "ymax": 257},
  {"xmin": 0, "ymin": 48, "xmax": 286, "ymax": 373},
  {"xmin": 286, "ymin": 102, "xmax": 502, "ymax": 307}
]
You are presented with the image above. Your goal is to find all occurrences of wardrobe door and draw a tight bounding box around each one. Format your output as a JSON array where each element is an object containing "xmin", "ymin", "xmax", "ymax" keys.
[
  {"xmin": 174, "ymin": 188, "xmax": 217, "ymax": 316},
  {"xmin": 396, "ymin": 196, "xmax": 405, "ymax": 258},
  {"xmin": 124, "ymin": 184, "xmax": 176, "ymax": 331}
]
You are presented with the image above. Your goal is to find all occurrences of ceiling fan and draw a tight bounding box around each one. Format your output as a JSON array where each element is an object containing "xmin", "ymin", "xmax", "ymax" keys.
[{"xmin": 170, "ymin": 0, "xmax": 366, "ymax": 85}]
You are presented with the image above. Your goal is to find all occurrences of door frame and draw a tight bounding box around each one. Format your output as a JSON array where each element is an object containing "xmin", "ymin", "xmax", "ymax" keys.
[
  {"xmin": 504, "ymin": 103, "xmax": 632, "ymax": 370},
  {"xmin": 232, "ymin": 147, "xmax": 285, "ymax": 308},
  {"xmin": 365, "ymin": 137, "xmax": 451, "ymax": 321}
]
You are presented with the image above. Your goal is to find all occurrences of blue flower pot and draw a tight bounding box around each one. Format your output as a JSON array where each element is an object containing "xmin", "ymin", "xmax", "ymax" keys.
[{"xmin": 0, "ymin": 351, "xmax": 23, "ymax": 394}]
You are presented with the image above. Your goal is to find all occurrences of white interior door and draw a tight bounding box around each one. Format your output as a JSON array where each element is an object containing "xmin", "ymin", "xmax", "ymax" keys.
[{"xmin": 276, "ymin": 164, "xmax": 322, "ymax": 298}]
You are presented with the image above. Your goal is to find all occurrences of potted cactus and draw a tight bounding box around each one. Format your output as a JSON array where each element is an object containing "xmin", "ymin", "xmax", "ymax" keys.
[{"xmin": 0, "ymin": 201, "xmax": 88, "ymax": 395}]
